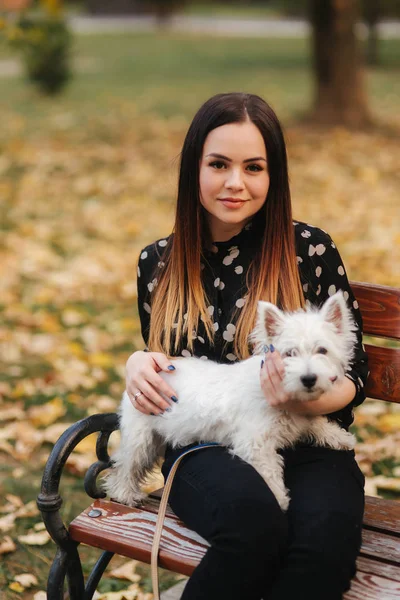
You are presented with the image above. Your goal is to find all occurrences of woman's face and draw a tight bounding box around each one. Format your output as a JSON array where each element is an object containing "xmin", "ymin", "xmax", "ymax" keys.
[{"xmin": 199, "ymin": 120, "xmax": 270, "ymax": 242}]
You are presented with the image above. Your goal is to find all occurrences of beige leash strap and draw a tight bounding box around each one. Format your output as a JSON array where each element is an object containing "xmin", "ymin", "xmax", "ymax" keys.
[{"xmin": 151, "ymin": 443, "xmax": 220, "ymax": 600}]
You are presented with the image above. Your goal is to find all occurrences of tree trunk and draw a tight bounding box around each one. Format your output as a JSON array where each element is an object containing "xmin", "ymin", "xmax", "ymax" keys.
[{"xmin": 310, "ymin": 0, "xmax": 371, "ymax": 128}]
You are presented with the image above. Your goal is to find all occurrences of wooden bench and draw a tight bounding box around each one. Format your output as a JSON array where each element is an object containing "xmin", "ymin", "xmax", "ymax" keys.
[{"xmin": 37, "ymin": 281, "xmax": 400, "ymax": 600}]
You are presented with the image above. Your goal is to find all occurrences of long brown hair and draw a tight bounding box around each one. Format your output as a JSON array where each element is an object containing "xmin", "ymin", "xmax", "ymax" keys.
[{"xmin": 148, "ymin": 93, "xmax": 304, "ymax": 358}]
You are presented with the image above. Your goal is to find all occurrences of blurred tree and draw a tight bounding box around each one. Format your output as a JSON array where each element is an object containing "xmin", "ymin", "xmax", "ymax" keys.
[
  {"xmin": 1, "ymin": 0, "xmax": 72, "ymax": 94},
  {"xmin": 280, "ymin": 0, "xmax": 400, "ymax": 65},
  {"xmin": 85, "ymin": 0, "xmax": 189, "ymax": 20},
  {"xmin": 363, "ymin": 0, "xmax": 380, "ymax": 65},
  {"xmin": 362, "ymin": 0, "xmax": 400, "ymax": 65},
  {"xmin": 310, "ymin": 0, "xmax": 370, "ymax": 127},
  {"xmin": 86, "ymin": 0, "xmax": 140, "ymax": 15},
  {"xmin": 147, "ymin": 0, "xmax": 188, "ymax": 24}
]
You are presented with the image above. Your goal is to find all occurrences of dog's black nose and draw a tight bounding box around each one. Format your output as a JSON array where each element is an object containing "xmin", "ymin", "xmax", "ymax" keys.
[{"xmin": 301, "ymin": 374, "xmax": 317, "ymax": 389}]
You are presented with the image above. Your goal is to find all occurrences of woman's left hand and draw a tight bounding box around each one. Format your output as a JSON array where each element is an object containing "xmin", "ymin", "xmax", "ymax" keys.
[{"xmin": 260, "ymin": 347, "xmax": 291, "ymax": 407}]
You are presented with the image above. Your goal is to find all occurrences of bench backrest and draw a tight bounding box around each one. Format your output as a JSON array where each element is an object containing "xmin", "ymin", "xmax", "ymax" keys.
[{"xmin": 350, "ymin": 281, "xmax": 400, "ymax": 404}]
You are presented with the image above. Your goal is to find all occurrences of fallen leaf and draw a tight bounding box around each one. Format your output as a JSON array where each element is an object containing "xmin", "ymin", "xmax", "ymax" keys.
[
  {"xmin": 0, "ymin": 403, "xmax": 25, "ymax": 422},
  {"xmin": 378, "ymin": 414, "xmax": 400, "ymax": 433},
  {"xmin": 27, "ymin": 397, "xmax": 66, "ymax": 428},
  {"xmin": 0, "ymin": 494, "xmax": 24, "ymax": 513},
  {"xmin": 0, "ymin": 536, "xmax": 17, "ymax": 554},
  {"xmin": 15, "ymin": 500, "xmax": 39, "ymax": 519},
  {"xmin": 14, "ymin": 573, "xmax": 38, "ymax": 588},
  {"xmin": 93, "ymin": 583, "xmax": 145, "ymax": 600},
  {"xmin": 0, "ymin": 513, "xmax": 16, "ymax": 533},
  {"xmin": 18, "ymin": 530, "xmax": 50, "ymax": 546},
  {"xmin": 109, "ymin": 560, "xmax": 141, "ymax": 583},
  {"xmin": 9, "ymin": 581, "xmax": 24, "ymax": 593}
]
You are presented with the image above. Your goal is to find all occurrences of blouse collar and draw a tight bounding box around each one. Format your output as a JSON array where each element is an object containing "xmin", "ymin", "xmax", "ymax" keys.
[{"xmin": 205, "ymin": 221, "xmax": 254, "ymax": 255}]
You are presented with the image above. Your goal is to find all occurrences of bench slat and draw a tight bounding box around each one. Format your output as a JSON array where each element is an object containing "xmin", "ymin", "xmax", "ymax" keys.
[
  {"xmin": 362, "ymin": 496, "xmax": 400, "ymax": 536},
  {"xmin": 69, "ymin": 496, "xmax": 400, "ymax": 578},
  {"xmin": 344, "ymin": 570, "xmax": 400, "ymax": 600},
  {"xmin": 360, "ymin": 529, "xmax": 400, "ymax": 564},
  {"xmin": 364, "ymin": 345, "xmax": 400, "ymax": 403},
  {"xmin": 356, "ymin": 556, "xmax": 400, "ymax": 584},
  {"xmin": 351, "ymin": 282, "xmax": 400, "ymax": 340},
  {"xmin": 69, "ymin": 499, "xmax": 208, "ymax": 576}
]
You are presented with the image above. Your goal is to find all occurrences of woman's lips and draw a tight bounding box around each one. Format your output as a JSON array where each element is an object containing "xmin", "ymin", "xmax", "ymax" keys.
[{"xmin": 218, "ymin": 198, "xmax": 247, "ymax": 209}]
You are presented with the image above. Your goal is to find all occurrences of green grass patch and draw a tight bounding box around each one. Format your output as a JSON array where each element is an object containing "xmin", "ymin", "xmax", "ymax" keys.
[{"xmin": 0, "ymin": 31, "xmax": 398, "ymax": 132}]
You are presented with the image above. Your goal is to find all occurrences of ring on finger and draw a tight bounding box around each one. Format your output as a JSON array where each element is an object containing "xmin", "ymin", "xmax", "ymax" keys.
[{"xmin": 133, "ymin": 390, "xmax": 143, "ymax": 401}]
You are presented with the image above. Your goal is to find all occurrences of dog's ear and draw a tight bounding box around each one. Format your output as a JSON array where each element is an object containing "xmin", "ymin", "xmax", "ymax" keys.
[
  {"xmin": 257, "ymin": 301, "xmax": 286, "ymax": 337},
  {"xmin": 320, "ymin": 291, "xmax": 349, "ymax": 333}
]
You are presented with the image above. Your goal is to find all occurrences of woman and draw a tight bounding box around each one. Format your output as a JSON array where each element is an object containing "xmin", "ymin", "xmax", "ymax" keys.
[{"xmin": 126, "ymin": 93, "xmax": 368, "ymax": 600}]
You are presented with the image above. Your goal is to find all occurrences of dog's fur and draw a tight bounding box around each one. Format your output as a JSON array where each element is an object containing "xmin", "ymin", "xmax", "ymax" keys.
[{"xmin": 104, "ymin": 292, "xmax": 357, "ymax": 511}]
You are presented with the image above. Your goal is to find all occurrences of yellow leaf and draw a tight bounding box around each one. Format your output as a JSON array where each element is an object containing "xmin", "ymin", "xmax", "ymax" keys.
[
  {"xmin": 378, "ymin": 414, "xmax": 400, "ymax": 433},
  {"xmin": 27, "ymin": 397, "xmax": 66, "ymax": 428},
  {"xmin": 33, "ymin": 287, "xmax": 57, "ymax": 304},
  {"xmin": 68, "ymin": 342, "xmax": 85, "ymax": 357},
  {"xmin": 89, "ymin": 353, "xmax": 114, "ymax": 368},
  {"xmin": 9, "ymin": 582, "xmax": 24, "ymax": 593},
  {"xmin": 67, "ymin": 393, "xmax": 82, "ymax": 404},
  {"xmin": 73, "ymin": 432, "xmax": 98, "ymax": 454},
  {"xmin": 12, "ymin": 383, "xmax": 28, "ymax": 399},
  {"xmin": 39, "ymin": 313, "xmax": 61, "ymax": 333},
  {"xmin": 120, "ymin": 318, "xmax": 138, "ymax": 332}
]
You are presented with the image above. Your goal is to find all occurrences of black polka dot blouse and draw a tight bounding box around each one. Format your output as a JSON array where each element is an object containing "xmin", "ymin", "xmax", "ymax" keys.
[{"xmin": 137, "ymin": 220, "xmax": 368, "ymax": 429}]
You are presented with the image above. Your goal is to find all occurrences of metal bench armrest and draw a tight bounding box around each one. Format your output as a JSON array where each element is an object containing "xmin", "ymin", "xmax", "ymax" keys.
[{"xmin": 37, "ymin": 412, "xmax": 119, "ymax": 550}]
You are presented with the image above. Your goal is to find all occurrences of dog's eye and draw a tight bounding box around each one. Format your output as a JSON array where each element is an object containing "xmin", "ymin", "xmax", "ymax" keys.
[{"xmin": 317, "ymin": 347, "xmax": 328, "ymax": 355}]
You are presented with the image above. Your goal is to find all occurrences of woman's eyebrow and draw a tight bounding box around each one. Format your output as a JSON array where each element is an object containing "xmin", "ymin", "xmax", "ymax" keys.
[
  {"xmin": 243, "ymin": 156, "xmax": 267, "ymax": 163},
  {"xmin": 205, "ymin": 153, "xmax": 267, "ymax": 163}
]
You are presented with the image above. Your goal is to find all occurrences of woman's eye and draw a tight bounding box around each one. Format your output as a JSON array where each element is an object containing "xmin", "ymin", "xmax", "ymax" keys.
[
  {"xmin": 317, "ymin": 347, "xmax": 328, "ymax": 355},
  {"xmin": 246, "ymin": 164, "xmax": 263, "ymax": 172},
  {"xmin": 209, "ymin": 161, "xmax": 226, "ymax": 170}
]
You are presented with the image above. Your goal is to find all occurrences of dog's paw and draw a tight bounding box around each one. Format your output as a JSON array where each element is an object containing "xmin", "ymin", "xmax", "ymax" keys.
[{"xmin": 111, "ymin": 491, "xmax": 147, "ymax": 508}]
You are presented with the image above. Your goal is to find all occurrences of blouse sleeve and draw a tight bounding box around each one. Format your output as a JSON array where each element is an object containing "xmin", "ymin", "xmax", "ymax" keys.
[{"xmin": 302, "ymin": 228, "xmax": 369, "ymax": 409}]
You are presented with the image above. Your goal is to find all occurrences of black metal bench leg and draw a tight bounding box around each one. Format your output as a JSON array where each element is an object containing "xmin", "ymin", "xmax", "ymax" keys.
[
  {"xmin": 47, "ymin": 545, "xmax": 85, "ymax": 600},
  {"xmin": 85, "ymin": 551, "xmax": 115, "ymax": 600}
]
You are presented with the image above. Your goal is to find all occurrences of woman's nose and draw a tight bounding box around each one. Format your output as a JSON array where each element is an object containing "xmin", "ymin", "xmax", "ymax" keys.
[{"xmin": 224, "ymin": 168, "xmax": 244, "ymax": 191}]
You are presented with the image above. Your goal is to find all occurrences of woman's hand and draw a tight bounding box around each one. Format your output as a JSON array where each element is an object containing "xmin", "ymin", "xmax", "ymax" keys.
[
  {"xmin": 260, "ymin": 347, "xmax": 291, "ymax": 407},
  {"xmin": 125, "ymin": 351, "xmax": 178, "ymax": 416},
  {"xmin": 260, "ymin": 347, "xmax": 356, "ymax": 416}
]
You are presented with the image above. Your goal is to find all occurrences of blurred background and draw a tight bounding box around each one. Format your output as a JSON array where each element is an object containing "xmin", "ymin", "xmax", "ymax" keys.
[{"xmin": 0, "ymin": 1, "xmax": 399, "ymax": 598}]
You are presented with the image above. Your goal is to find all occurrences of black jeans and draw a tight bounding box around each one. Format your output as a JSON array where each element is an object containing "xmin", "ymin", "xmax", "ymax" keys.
[{"xmin": 162, "ymin": 443, "xmax": 365, "ymax": 600}]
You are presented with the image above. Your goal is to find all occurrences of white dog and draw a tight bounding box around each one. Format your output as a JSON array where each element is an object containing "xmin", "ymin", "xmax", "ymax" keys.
[{"xmin": 104, "ymin": 292, "xmax": 357, "ymax": 511}]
